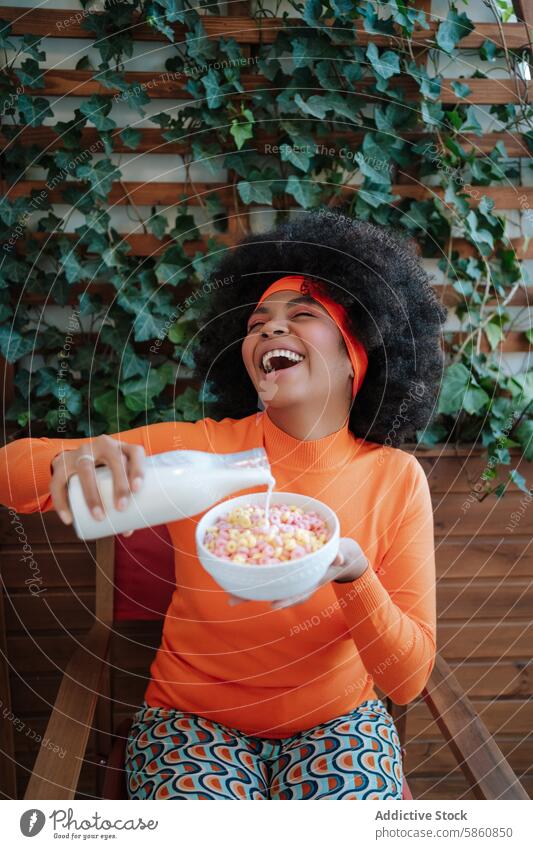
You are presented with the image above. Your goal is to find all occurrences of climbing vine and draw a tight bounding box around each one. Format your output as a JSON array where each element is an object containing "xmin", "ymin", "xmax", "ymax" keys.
[{"xmin": 0, "ymin": 0, "xmax": 531, "ymax": 499}]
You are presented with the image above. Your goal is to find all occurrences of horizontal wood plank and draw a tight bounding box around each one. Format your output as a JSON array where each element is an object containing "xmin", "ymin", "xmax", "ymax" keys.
[
  {"xmin": 405, "ymin": 774, "xmax": 533, "ymax": 800},
  {"xmin": 0, "ymin": 9, "xmax": 529, "ymax": 50},
  {"xmin": 433, "ymin": 493, "xmax": 533, "ymax": 537},
  {"xmin": 418, "ymin": 454, "xmax": 533, "ymax": 493},
  {"xmin": 1, "ymin": 548, "xmax": 95, "ymax": 589},
  {"xmin": 5, "ymin": 179, "xmax": 533, "ymax": 211},
  {"xmin": 436, "ymin": 580, "xmax": 533, "ymax": 621},
  {"xmin": 2, "ymin": 127, "xmax": 531, "ymax": 160},
  {"xmin": 405, "ymin": 737, "xmax": 533, "ymax": 774},
  {"xmin": 12, "ymin": 231, "xmax": 533, "ymax": 262},
  {"xmin": 11, "ymin": 278, "xmax": 532, "ymax": 310},
  {"xmin": 4, "ymin": 590, "xmax": 95, "ymax": 634},
  {"xmin": 12, "ymin": 70, "xmax": 527, "ymax": 105},
  {"xmin": 411, "ymin": 697, "xmax": 533, "ymax": 744},
  {"xmin": 437, "ymin": 621, "xmax": 533, "ymax": 660}
]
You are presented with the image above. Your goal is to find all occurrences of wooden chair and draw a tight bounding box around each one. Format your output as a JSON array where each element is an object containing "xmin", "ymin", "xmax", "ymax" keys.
[{"xmin": 22, "ymin": 532, "xmax": 529, "ymax": 801}]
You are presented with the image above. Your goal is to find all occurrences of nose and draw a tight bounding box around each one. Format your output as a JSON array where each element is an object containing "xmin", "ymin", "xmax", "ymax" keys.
[
  {"xmin": 260, "ymin": 320, "xmax": 288, "ymax": 338},
  {"xmin": 261, "ymin": 328, "xmax": 286, "ymax": 338}
]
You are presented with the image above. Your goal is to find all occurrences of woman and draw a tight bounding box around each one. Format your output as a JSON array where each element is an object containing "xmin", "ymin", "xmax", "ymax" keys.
[{"xmin": 0, "ymin": 209, "xmax": 446, "ymax": 800}]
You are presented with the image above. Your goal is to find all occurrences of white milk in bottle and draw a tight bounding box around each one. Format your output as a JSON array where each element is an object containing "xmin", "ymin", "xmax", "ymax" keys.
[{"xmin": 68, "ymin": 447, "xmax": 275, "ymax": 541}]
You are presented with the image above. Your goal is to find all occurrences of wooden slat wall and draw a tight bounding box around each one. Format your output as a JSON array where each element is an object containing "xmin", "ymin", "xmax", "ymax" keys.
[
  {"xmin": 1, "ymin": 447, "xmax": 532, "ymax": 799},
  {"xmin": 0, "ymin": 8, "xmax": 531, "ymax": 351},
  {"xmin": 1, "ymin": 2, "xmax": 532, "ymax": 801}
]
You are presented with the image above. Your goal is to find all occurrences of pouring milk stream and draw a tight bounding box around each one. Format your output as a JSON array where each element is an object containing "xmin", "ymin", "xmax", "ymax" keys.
[{"xmin": 68, "ymin": 447, "xmax": 275, "ymax": 541}]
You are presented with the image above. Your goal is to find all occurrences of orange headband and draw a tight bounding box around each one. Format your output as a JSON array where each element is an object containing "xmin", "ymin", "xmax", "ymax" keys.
[{"xmin": 256, "ymin": 275, "xmax": 368, "ymax": 400}]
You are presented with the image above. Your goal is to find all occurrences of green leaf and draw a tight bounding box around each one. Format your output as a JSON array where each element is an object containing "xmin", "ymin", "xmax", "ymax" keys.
[
  {"xmin": 451, "ymin": 80, "xmax": 472, "ymax": 98},
  {"xmin": 230, "ymin": 107, "xmax": 255, "ymax": 150},
  {"xmin": 280, "ymin": 142, "xmax": 311, "ymax": 173},
  {"xmin": 366, "ymin": 43, "xmax": 400, "ymax": 80},
  {"xmin": 421, "ymin": 101, "xmax": 445, "ymax": 127},
  {"xmin": 155, "ymin": 245, "xmax": 189, "ymax": 285},
  {"xmin": 285, "ymin": 174, "xmax": 322, "ymax": 209},
  {"xmin": 147, "ymin": 210, "xmax": 168, "ymax": 239},
  {"xmin": 192, "ymin": 140, "xmax": 224, "ymax": 174},
  {"xmin": 174, "ymin": 386, "xmax": 201, "ymax": 421},
  {"xmin": 331, "ymin": 0, "xmax": 354, "ymax": 17},
  {"xmin": 405, "ymin": 61, "xmax": 441, "ymax": 100},
  {"xmin": 80, "ymin": 95, "xmax": 116, "ymax": 132},
  {"xmin": 76, "ymin": 159, "xmax": 120, "ymax": 201},
  {"xmin": 121, "ymin": 346, "xmax": 149, "ymax": 381},
  {"xmin": 18, "ymin": 95, "xmax": 53, "ymax": 127},
  {"xmin": 466, "ymin": 210, "xmax": 494, "ymax": 255},
  {"xmin": 461, "ymin": 105, "xmax": 482, "ymax": 135},
  {"xmin": 514, "ymin": 419, "xmax": 533, "ymax": 461},
  {"xmin": 357, "ymin": 186, "xmax": 400, "ymax": 209},
  {"xmin": 16, "ymin": 58, "xmax": 44, "ymax": 89},
  {"xmin": 132, "ymin": 311, "xmax": 166, "ymax": 343},
  {"xmin": 509, "ymin": 468, "xmax": 531, "ymax": 495},
  {"xmin": 122, "ymin": 368, "xmax": 168, "ymax": 412},
  {"xmin": 436, "ymin": 9, "xmax": 474, "ymax": 54},
  {"xmin": 120, "ymin": 127, "xmax": 141, "ymax": 149},
  {"xmin": 354, "ymin": 149, "xmax": 391, "ymax": 185},
  {"xmin": 294, "ymin": 93, "xmax": 329, "ymax": 119},
  {"xmin": 416, "ymin": 422, "xmax": 448, "ymax": 446},
  {"xmin": 0, "ymin": 19, "xmax": 16, "ymax": 50},
  {"xmin": 168, "ymin": 319, "xmax": 196, "ymax": 344},
  {"xmin": 202, "ymin": 68, "xmax": 223, "ymax": 108},
  {"xmin": 480, "ymin": 39, "xmax": 498, "ymax": 61},
  {"xmin": 237, "ymin": 180, "xmax": 273, "ymax": 205},
  {"xmin": 57, "ymin": 245, "xmax": 87, "ymax": 285},
  {"xmin": 170, "ymin": 212, "xmax": 200, "ymax": 244},
  {"xmin": 303, "ymin": 0, "xmax": 323, "ymax": 27},
  {"xmin": 20, "ymin": 34, "xmax": 45, "ymax": 61},
  {"xmin": 0, "ymin": 327, "xmax": 35, "ymax": 362},
  {"xmin": 93, "ymin": 389, "xmax": 133, "ymax": 431},
  {"xmin": 485, "ymin": 316, "xmax": 505, "ymax": 350},
  {"xmin": 437, "ymin": 363, "xmax": 490, "ymax": 416}
]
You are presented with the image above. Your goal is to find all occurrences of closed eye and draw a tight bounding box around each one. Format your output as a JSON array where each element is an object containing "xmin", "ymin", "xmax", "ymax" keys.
[{"xmin": 246, "ymin": 311, "xmax": 317, "ymax": 332}]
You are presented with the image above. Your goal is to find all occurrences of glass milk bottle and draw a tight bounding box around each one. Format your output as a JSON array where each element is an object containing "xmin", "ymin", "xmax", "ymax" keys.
[{"xmin": 67, "ymin": 447, "xmax": 274, "ymax": 541}]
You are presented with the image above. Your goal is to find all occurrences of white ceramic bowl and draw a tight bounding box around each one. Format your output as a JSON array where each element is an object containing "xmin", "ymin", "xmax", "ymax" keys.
[{"xmin": 195, "ymin": 492, "xmax": 340, "ymax": 601}]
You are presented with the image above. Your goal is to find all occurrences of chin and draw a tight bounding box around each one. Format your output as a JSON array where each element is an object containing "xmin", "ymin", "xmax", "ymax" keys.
[{"xmin": 257, "ymin": 387, "xmax": 309, "ymax": 409}]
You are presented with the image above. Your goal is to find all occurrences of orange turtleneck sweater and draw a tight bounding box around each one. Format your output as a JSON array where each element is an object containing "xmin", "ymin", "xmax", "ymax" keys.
[{"xmin": 0, "ymin": 412, "xmax": 436, "ymax": 737}]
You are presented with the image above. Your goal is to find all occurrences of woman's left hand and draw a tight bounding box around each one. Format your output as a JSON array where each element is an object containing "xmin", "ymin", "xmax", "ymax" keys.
[{"xmin": 226, "ymin": 537, "xmax": 369, "ymax": 610}]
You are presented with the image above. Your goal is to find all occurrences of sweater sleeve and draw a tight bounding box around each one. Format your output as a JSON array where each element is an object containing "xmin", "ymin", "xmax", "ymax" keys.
[
  {"xmin": 0, "ymin": 419, "xmax": 214, "ymax": 515},
  {"xmin": 332, "ymin": 456, "xmax": 437, "ymax": 705}
]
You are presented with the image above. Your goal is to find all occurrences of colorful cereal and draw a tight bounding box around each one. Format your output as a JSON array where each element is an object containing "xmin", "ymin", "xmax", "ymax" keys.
[{"xmin": 203, "ymin": 503, "xmax": 329, "ymax": 564}]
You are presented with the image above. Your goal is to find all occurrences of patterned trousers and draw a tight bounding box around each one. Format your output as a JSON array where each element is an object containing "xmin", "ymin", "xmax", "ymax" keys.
[{"xmin": 125, "ymin": 698, "xmax": 403, "ymax": 800}]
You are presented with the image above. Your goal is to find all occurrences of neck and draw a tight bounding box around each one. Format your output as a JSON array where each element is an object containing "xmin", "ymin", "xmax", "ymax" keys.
[{"xmin": 265, "ymin": 400, "xmax": 351, "ymax": 441}]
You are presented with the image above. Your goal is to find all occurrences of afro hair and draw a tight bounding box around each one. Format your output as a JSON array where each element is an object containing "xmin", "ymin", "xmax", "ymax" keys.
[{"xmin": 192, "ymin": 207, "xmax": 448, "ymax": 448}]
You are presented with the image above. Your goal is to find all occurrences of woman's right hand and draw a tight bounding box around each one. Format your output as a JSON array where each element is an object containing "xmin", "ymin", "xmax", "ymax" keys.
[{"xmin": 50, "ymin": 435, "xmax": 145, "ymax": 535}]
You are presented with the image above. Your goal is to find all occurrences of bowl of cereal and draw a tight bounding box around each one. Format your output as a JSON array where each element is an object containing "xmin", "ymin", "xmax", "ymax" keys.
[{"xmin": 195, "ymin": 492, "xmax": 340, "ymax": 601}]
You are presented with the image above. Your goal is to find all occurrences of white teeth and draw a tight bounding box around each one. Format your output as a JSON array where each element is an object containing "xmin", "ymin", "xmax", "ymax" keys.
[{"xmin": 261, "ymin": 348, "xmax": 305, "ymax": 372}]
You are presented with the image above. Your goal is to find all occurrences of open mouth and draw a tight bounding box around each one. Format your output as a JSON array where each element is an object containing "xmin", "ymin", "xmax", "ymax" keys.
[{"xmin": 261, "ymin": 348, "xmax": 305, "ymax": 374}]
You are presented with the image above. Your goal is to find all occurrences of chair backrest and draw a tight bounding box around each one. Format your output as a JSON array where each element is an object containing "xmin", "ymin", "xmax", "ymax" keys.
[{"xmin": 97, "ymin": 526, "xmax": 175, "ymax": 622}]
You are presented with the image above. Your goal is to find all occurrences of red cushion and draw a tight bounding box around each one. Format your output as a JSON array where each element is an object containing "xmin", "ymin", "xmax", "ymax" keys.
[{"xmin": 113, "ymin": 525, "xmax": 175, "ymax": 621}]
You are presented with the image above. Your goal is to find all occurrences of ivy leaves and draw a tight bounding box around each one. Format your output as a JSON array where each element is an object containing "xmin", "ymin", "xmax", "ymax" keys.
[
  {"xmin": 437, "ymin": 363, "xmax": 490, "ymax": 416},
  {"xmin": 230, "ymin": 106, "xmax": 255, "ymax": 150},
  {"xmin": 0, "ymin": 0, "xmax": 531, "ymax": 479},
  {"xmin": 436, "ymin": 7, "xmax": 475, "ymax": 54},
  {"xmin": 365, "ymin": 43, "xmax": 400, "ymax": 82}
]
